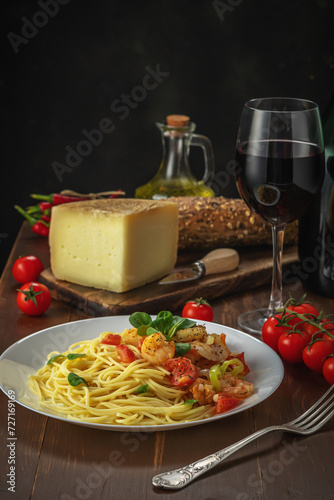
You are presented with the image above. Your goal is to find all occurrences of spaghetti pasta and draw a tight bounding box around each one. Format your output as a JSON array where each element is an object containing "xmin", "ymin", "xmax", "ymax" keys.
[{"xmin": 28, "ymin": 331, "xmax": 216, "ymax": 426}]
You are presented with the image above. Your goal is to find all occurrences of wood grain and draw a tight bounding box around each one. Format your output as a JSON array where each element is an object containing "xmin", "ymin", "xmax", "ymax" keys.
[
  {"xmin": 40, "ymin": 246, "xmax": 299, "ymax": 316},
  {"xmin": 1, "ymin": 223, "xmax": 333, "ymax": 500}
]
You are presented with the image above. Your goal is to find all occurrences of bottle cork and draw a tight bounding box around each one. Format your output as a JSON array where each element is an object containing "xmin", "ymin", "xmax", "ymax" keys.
[{"xmin": 166, "ymin": 115, "xmax": 190, "ymax": 127}]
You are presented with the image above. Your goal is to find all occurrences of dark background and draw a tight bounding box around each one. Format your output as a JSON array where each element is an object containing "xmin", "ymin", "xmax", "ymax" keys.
[{"xmin": 2, "ymin": 0, "xmax": 334, "ymax": 273}]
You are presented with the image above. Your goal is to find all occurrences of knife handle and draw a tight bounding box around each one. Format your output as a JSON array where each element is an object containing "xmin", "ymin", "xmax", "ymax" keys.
[{"xmin": 196, "ymin": 248, "xmax": 239, "ymax": 276}]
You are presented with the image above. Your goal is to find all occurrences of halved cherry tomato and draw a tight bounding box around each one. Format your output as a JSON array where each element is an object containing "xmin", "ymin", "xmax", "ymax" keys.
[
  {"xmin": 277, "ymin": 330, "xmax": 310, "ymax": 363},
  {"xmin": 101, "ymin": 334, "xmax": 122, "ymax": 345},
  {"xmin": 116, "ymin": 344, "xmax": 136, "ymax": 363},
  {"xmin": 12, "ymin": 255, "xmax": 44, "ymax": 284},
  {"xmin": 262, "ymin": 315, "xmax": 292, "ymax": 353},
  {"xmin": 16, "ymin": 281, "xmax": 51, "ymax": 316},
  {"xmin": 322, "ymin": 355, "xmax": 334, "ymax": 384},
  {"xmin": 182, "ymin": 298, "xmax": 213, "ymax": 322},
  {"xmin": 215, "ymin": 394, "xmax": 240, "ymax": 413},
  {"xmin": 164, "ymin": 357, "xmax": 198, "ymax": 386},
  {"xmin": 302, "ymin": 339, "xmax": 334, "ymax": 373}
]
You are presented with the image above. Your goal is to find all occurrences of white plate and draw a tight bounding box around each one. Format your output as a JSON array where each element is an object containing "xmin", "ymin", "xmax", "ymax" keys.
[{"xmin": 0, "ymin": 316, "xmax": 284, "ymax": 432}]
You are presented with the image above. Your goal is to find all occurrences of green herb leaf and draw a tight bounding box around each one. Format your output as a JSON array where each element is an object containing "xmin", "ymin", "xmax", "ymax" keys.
[
  {"xmin": 129, "ymin": 312, "xmax": 152, "ymax": 328},
  {"xmin": 66, "ymin": 353, "xmax": 87, "ymax": 361},
  {"xmin": 150, "ymin": 311, "xmax": 174, "ymax": 334},
  {"xmin": 47, "ymin": 354, "xmax": 66, "ymax": 365},
  {"xmin": 137, "ymin": 325, "xmax": 150, "ymax": 337},
  {"xmin": 135, "ymin": 384, "xmax": 150, "ymax": 394},
  {"xmin": 47, "ymin": 353, "xmax": 86, "ymax": 365},
  {"xmin": 167, "ymin": 317, "xmax": 196, "ymax": 340},
  {"xmin": 146, "ymin": 326, "xmax": 159, "ymax": 336},
  {"xmin": 184, "ymin": 399, "xmax": 198, "ymax": 405},
  {"xmin": 68, "ymin": 372, "xmax": 89, "ymax": 387},
  {"xmin": 174, "ymin": 343, "xmax": 191, "ymax": 356},
  {"xmin": 129, "ymin": 310, "xmax": 196, "ymax": 341}
]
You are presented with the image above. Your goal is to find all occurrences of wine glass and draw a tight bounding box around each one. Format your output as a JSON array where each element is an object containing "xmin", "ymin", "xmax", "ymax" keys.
[{"xmin": 235, "ymin": 97, "xmax": 325, "ymax": 334}]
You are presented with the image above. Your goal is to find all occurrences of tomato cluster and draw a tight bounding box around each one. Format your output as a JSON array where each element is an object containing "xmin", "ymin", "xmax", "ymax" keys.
[
  {"xmin": 262, "ymin": 296, "xmax": 334, "ymax": 384},
  {"xmin": 12, "ymin": 255, "xmax": 51, "ymax": 316}
]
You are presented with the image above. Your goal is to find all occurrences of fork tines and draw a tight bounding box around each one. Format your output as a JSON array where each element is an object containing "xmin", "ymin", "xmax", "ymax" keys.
[{"xmin": 291, "ymin": 385, "xmax": 334, "ymax": 432}]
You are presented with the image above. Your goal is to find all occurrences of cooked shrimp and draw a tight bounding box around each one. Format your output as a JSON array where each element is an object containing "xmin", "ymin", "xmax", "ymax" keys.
[
  {"xmin": 189, "ymin": 337, "xmax": 229, "ymax": 362},
  {"xmin": 189, "ymin": 377, "xmax": 216, "ymax": 405},
  {"xmin": 218, "ymin": 374, "xmax": 253, "ymax": 399},
  {"xmin": 141, "ymin": 333, "xmax": 175, "ymax": 365},
  {"xmin": 121, "ymin": 328, "xmax": 142, "ymax": 347},
  {"xmin": 174, "ymin": 326, "xmax": 208, "ymax": 343}
]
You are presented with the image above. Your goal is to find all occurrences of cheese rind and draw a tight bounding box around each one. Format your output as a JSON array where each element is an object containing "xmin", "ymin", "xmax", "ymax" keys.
[{"xmin": 49, "ymin": 199, "xmax": 179, "ymax": 292}]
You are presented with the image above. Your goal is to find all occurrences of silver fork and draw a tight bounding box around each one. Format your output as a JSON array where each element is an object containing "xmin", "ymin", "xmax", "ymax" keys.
[{"xmin": 152, "ymin": 385, "xmax": 334, "ymax": 490}]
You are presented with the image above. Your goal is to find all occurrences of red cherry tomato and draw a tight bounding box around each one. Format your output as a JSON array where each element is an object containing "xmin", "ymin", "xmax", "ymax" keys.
[
  {"xmin": 215, "ymin": 394, "xmax": 240, "ymax": 414},
  {"xmin": 286, "ymin": 302, "xmax": 319, "ymax": 317},
  {"xmin": 16, "ymin": 282, "xmax": 51, "ymax": 316},
  {"xmin": 299, "ymin": 320, "xmax": 323, "ymax": 337},
  {"xmin": 319, "ymin": 320, "xmax": 334, "ymax": 343},
  {"xmin": 302, "ymin": 339, "xmax": 334, "ymax": 373},
  {"xmin": 12, "ymin": 255, "xmax": 44, "ymax": 284},
  {"xmin": 262, "ymin": 315, "xmax": 292, "ymax": 353},
  {"xmin": 322, "ymin": 355, "xmax": 334, "ymax": 384},
  {"xmin": 101, "ymin": 334, "xmax": 122, "ymax": 345},
  {"xmin": 182, "ymin": 298, "xmax": 213, "ymax": 322},
  {"xmin": 277, "ymin": 330, "xmax": 310, "ymax": 363},
  {"xmin": 164, "ymin": 357, "xmax": 198, "ymax": 386},
  {"xmin": 116, "ymin": 345, "xmax": 136, "ymax": 363}
]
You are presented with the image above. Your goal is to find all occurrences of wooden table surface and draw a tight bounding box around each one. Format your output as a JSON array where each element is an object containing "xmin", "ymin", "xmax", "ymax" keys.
[{"xmin": 0, "ymin": 223, "xmax": 333, "ymax": 500}]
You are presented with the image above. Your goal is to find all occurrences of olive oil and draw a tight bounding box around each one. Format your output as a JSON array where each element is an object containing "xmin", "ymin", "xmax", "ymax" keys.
[{"xmin": 135, "ymin": 115, "xmax": 215, "ymax": 199}]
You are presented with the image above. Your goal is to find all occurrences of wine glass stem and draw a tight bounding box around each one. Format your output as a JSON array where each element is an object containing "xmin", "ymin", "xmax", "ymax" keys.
[{"xmin": 268, "ymin": 226, "xmax": 285, "ymax": 316}]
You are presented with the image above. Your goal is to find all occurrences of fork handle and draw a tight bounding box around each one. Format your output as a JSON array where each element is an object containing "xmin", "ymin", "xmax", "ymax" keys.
[{"xmin": 152, "ymin": 425, "xmax": 279, "ymax": 490}]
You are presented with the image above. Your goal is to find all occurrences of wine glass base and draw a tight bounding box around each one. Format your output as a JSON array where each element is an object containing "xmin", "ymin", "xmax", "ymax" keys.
[{"xmin": 237, "ymin": 308, "xmax": 270, "ymax": 335}]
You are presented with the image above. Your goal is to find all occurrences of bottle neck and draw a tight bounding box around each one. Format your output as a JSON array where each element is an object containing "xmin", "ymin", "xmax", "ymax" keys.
[{"xmin": 160, "ymin": 132, "xmax": 192, "ymax": 179}]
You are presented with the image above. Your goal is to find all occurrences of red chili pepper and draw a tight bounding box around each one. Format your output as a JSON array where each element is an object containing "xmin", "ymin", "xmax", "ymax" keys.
[
  {"xmin": 14, "ymin": 205, "xmax": 50, "ymax": 237},
  {"xmin": 31, "ymin": 193, "xmax": 91, "ymax": 205},
  {"xmin": 42, "ymin": 214, "xmax": 51, "ymax": 222},
  {"xmin": 109, "ymin": 189, "xmax": 124, "ymax": 199},
  {"xmin": 39, "ymin": 201, "xmax": 52, "ymax": 211},
  {"xmin": 32, "ymin": 221, "xmax": 50, "ymax": 237}
]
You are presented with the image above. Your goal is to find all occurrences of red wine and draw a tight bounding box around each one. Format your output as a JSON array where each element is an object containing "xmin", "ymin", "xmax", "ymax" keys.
[{"xmin": 235, "ymin": 140, "xmax": 324, "ymax": 226}]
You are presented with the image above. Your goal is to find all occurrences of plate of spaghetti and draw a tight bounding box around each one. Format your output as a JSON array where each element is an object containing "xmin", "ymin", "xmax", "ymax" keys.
[{"xmin": 0, "ymin": 314, "xmax": 283, "ymax": 431}]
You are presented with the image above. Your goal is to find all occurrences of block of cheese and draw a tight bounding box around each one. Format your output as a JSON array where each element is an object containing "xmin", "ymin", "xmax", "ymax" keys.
[{"xmin": 49, "ymin": 198, "xmax": 179, "ymax": 292}]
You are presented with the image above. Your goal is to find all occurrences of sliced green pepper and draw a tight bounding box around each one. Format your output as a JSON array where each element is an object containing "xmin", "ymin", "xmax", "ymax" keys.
[{"xmin": 209, "ymin": 358, "xmax": 245, "ymax": 391}]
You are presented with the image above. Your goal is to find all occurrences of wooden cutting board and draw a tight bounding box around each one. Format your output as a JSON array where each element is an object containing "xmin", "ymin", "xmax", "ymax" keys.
[{"xmin": 39, "ymin": 246, "xmax": 299, "ymax": 316}]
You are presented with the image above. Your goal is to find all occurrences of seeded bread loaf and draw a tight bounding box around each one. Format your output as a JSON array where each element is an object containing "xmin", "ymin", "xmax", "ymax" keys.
[{"xmin": 169, "ymin": 197, "xmax": 298, "ymax": 251}]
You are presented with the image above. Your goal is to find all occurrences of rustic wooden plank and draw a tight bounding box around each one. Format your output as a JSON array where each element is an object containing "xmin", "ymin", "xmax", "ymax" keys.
[{"xmin": 39, "ymin": 246, "xmax": 298, "ymax": 316}]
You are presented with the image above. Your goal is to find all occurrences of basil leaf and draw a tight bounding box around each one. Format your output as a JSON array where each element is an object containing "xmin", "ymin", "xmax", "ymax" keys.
[
  {"xmin": 150, "ymin": 311, "xmax": 174, "ymax": 335},
  {"xmin": 136, "ymin": 325, "xmax": 150, "ymax": 337},
  {"xmin": 47, "ymin": 354, "xmax": 66, "ymax": 365},
  {"xmin": 47, "ymin": 353, "xmax": 86, "ymax": 365},
  {"xmin": 135, "ymin": 384, "xmax": 150, "ymax": 394},
  {"xmin": 167, "ymin": 317, "xmax": 196, "ymax": 339},
  {"xmin": 67, "ymin": 353, "xmax": 86, "ymax": 360},
  {"xmin": 68, "ymin": 372, "xmax": 89, "ymax": 387},
  {"xmin": 146, "ymin": 326, "xmax": 159, "ymax": 336},
  {"xmin": 129, "ymin": 312, "xmax": 152, "ymax": 328},
  {"xmin": 184, "ymin": 399, "xmax": 198, "ymax": 405},
  {"xmin": 174, "ymin": 343, "xmax": 191, "ymax": 356}
]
